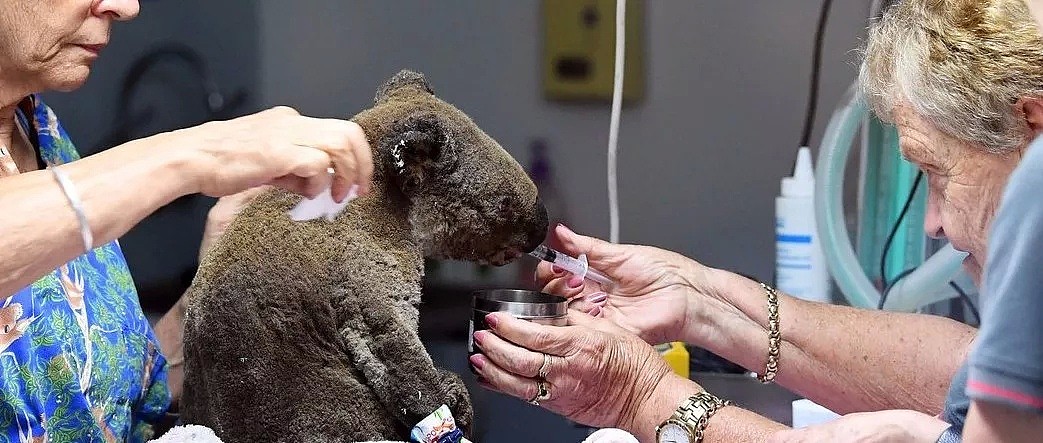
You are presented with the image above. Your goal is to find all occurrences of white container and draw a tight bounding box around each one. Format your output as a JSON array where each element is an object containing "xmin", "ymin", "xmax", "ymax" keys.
[
  {"xmin": 775, "ymin": 147, "xmax": 831, "ymax": 303},
  {"xmin": 791, "ymin": 398, "xmax": 840, "ymax": 428}
]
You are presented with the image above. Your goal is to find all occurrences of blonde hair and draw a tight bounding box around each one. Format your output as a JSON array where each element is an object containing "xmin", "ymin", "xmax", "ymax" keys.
[{"xmin": 860, "ymin": 0, "xmax": 1043, "ymax": 153}]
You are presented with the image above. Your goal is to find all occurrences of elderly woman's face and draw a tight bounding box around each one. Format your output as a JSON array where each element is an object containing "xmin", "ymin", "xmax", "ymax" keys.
[
  {"xmin": 0, "ymin": 0, "xmax": 138, "ymax": 93},
  {"xmin": 893, "ymin": 105, "xmax": 1025, "ymax": 282}
]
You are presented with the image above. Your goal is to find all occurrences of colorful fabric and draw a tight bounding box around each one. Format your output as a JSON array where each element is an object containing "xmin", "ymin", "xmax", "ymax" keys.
[
  {"xmin": 410, "ymin": 404, "xmax": 469, "ymax": 443},
  {"xmin": 0, "ymin": 95, "xmax": 171, "ymax": 442}
]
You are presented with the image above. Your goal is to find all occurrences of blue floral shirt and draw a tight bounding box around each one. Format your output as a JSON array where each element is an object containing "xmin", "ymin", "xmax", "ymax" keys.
[{"xmin": 0, "ymin": 95, "xmax": 171, "ymax": 442}]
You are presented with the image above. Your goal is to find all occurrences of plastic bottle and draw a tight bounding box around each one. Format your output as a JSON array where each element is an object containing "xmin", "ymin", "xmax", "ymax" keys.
[
  {"xmin": 655, "ymin": 342, "xmax": 690, "ymax": 378},
  {"xmin": 775, "ymin": 147, "xmax": 831, "ymax": 303}
]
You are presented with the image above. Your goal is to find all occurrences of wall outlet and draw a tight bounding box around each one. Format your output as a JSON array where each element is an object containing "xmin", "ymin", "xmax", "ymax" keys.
[{"xmin": 542, "ymin": 0, "xmax": 645, "ymax": 103}]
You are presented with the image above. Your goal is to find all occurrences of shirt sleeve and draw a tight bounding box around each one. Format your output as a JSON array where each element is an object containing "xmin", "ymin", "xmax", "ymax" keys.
[{"xmin": 966, "ymin": 137, "xmax": 1043, "ymax": 414}]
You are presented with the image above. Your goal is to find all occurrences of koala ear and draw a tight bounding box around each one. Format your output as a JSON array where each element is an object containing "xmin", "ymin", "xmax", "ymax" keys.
[
  {"xmin": 375, "ymin": 70, "xmax": 434, "ymax": 105},
  {"xmin": 384, "ymin": 115, "xmax": 453, "ymax": 193}
]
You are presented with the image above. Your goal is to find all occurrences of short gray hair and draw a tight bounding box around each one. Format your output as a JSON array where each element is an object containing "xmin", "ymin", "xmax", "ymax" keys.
[{"xmin": 860, "ymin": 0, "xmax": 1043, "ymax": 154}]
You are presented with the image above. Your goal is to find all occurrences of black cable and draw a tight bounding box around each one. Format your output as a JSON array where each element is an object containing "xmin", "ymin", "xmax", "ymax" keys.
[
  {"xmin": 800, "ymin": 0, "xmax": 834, "ymax": 147},
  {"xmin": 881, "ymin": 269, "xmax": 980, "ymax": 327},
  {"xmin": 879, "ymin": 171, "xmax": 924, "ymax": 296},
  {"xmin": 949, "ymin": 281, "xmax": 981, "ymax": 325}
]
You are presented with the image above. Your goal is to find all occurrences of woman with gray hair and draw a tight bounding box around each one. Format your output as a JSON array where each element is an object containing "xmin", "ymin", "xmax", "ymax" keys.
[{"xmin": 475, "ymin": 0, "xmax": 1043, "ymax": 441}]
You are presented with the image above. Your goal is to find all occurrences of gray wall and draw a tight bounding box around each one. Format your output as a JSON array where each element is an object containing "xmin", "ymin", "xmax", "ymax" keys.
[
  {"xmin": 258, "ymin": 0, "xmax": 873, "ymax": 284},
  {"xmin": 31, "ymin": 0, "xmax": 875, "ymax": 309},
  {"xmin": 42, "ymin": 0, "xmax": 261, "ymax": 309}
]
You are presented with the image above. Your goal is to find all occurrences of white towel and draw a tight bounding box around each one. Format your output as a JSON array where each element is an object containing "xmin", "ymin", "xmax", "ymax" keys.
[
  {"xmin": 288, "ymin": 184, "xmax": 360, "ymax": 221},
  {"xmin": 148, "ymin": 425, "xmax": 223, "ymax": 443}
]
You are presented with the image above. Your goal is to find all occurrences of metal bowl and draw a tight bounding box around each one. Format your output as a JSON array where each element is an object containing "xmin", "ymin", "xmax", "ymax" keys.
[{"xmin": 468, "ymin": 289, "xmax": 568, "ymax": 355}]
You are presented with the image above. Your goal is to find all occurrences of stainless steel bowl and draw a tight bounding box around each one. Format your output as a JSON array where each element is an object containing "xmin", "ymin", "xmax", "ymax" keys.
[{"xmin": 468, "ymin": 289, "xmax": 568, "ymax": 355}]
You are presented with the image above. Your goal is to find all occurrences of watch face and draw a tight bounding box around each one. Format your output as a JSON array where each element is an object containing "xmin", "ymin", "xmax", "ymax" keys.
[{"xmin": 658, "ymin": 423, "xmax": 691, "ymax": 443}]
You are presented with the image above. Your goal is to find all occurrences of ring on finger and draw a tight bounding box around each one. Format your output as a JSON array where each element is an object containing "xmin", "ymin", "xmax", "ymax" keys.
[
  {"xmin": 537, "ymin": 353, "xmax": 552, "ymax": 380},
  {"xmin": 528, "ymin": 379, "xmax": 551, "ymax": 406}
]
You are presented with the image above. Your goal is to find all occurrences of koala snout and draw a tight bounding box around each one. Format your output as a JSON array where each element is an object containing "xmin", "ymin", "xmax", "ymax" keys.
[{"xmin": 524, "ymin": 197, "xmax": 550, "ymax": 252}]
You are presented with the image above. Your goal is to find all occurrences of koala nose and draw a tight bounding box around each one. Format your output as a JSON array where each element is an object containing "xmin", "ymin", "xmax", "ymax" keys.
[{"xmin": 525, "ymin": 197, "xmax": 549, "ymax": 252}]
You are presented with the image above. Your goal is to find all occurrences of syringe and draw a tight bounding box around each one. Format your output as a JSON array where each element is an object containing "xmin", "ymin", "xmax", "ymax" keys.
[{"xmin": 528, "ymin": 244, "xmax": 615, "ymax": 288}]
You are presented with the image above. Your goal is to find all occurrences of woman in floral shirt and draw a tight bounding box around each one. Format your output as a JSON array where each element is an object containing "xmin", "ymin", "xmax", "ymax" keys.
[{"xmin": 0, "ymin": 1, "xmax": 375, "ymax": 441}]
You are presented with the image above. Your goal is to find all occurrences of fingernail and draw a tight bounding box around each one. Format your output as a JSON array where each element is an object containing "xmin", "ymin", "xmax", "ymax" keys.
[
  {"xmin": 585, "ymin": 292, "xmax": 608, "ymax": 304},
  {"xmin": 469, "ymin": 354, "xmax": 486, "ymax": 371},
  {"xmin": 485, "ymin": 313, "xmax": 500, "ymax": 329},
  {"xmin": 566, "ymin": 275, "xmax": 584, "ymax": 289},
  {"xmin": 552, "ymin": 265, "xmax": 565, "ymax": 275},
  {"xmin": 557, "ymin": 224, "xmax": 575, "ymax": 235},
  {"xmin": 589, "ymin": 305, "xmax": 602, "ymax": 317},
  {"xmin": 472, "ymin": 331, "xmax": 487, "ymax": 348}
]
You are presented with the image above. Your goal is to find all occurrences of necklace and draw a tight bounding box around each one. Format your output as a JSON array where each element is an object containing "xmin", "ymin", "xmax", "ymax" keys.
[
  {"xmin": 0, "ymin": 143, "xmax": 18, "ymax": 177},
  {"xmin": 0, "ymin": 117, "xmax": 34, "ymax": 177}
]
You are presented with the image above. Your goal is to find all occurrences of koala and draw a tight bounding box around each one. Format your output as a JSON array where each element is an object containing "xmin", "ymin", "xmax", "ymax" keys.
[{"xmin": 179, "ymin": 70, "xmax": 548, "ymax": 443}]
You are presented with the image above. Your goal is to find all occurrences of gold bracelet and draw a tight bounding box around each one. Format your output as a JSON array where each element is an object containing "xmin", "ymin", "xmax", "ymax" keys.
[{"xmin": 758, "ymin": 282, "xmax": 780, "ymax": 384}]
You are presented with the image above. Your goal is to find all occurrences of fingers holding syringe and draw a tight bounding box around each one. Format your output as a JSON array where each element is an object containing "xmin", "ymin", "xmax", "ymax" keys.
[
  {"xmin": 549, "ymin": 224, "xmax": 623, "ymax": 270},
  {"xmin": 538, "ymin": 264, "xmax": 586, "ymax": 298},
  {"xmin": 538, "ymin": 265, "xmax": 608, "ymax": 316}
]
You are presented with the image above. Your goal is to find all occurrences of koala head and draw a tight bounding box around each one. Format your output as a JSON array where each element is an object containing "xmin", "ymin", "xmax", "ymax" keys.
[{"xmin": 357, "ymin": 70, "xmax": 548, "ymax": 265}]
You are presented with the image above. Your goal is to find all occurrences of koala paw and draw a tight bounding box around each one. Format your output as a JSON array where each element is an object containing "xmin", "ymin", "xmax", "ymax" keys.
[{"xmin": 438, "ymin": 369, "xmax": 474, "ymax": 437}]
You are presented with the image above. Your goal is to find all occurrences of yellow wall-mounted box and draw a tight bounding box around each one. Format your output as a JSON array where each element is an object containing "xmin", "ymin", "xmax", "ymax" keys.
[{"xmin": 542, "ymin": 0, "xmax": 645, "ymax": 103}]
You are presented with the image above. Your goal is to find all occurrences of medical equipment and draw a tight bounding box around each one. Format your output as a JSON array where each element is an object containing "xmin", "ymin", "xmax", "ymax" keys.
[
  {"xmin": 815, "ymin": 85, "xmax": 968, "ymax": 311},
  {"xmin": 528, "ymin": 244, "xmax": 616, "ymax": 288},
  {"xmin": 802, "ymin": 0, "xmax": 973, "ymax": 316},
  {"xmin": 776, "ymin": 147, "xmax": 830, "ymax": 303}
]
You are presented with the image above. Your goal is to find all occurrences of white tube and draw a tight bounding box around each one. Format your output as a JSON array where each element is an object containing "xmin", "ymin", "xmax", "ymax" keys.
[
  {"xmin": 814, "ymin": 83, "xmax": 965, "ymax": 311},
  {"xmin": 607, "ymin": 0, "xmax": 626, "ymax": 244},
  {"xmin": 884, "ymin": 243, "xmax": 967, "ymax": 311}
]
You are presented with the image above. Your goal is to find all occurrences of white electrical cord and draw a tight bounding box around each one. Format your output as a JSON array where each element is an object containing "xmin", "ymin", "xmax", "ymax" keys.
[{"xmin": 608, "ymin": 0, "xmax": 626, "ymax": 244}]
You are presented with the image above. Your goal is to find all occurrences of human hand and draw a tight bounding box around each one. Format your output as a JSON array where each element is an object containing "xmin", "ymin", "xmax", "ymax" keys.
[
  {"xmin": 198, "ymin": 186, "xmax": 270, "ymax": 262},
  {"xmin": 469, "ymin": 309, "xmax": 679, "ymax": 432},
  {"xmin": 768, "ymin": 410, "xmax": 950, "ymax": 443},
  {"xmin": 171, "ymin": 106, "xmax": 374, "ymax": 202},
  {"xmin": 536, "ymin": 224, "xmax": 720, "ymax": 345}
]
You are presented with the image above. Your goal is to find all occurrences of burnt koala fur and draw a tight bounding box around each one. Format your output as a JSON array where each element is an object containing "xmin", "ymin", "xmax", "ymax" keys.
[{"xmin": 179, "ymin": 70, "xmax": 548, "ymax": 442}]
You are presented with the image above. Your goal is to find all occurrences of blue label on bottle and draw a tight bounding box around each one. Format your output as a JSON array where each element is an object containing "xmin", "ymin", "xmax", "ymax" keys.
[{"xmin": 776, "ymin": 234, "xmax": 812, "ymax": 244}]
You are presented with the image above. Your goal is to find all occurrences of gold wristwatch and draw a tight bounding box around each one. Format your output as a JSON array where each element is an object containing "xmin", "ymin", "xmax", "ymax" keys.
[{"xmin": 655, "ymin": 392, "xmax": 731, "ymax": 443}]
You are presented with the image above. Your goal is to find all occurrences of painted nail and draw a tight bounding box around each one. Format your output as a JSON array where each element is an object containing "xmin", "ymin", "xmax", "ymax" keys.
[
  {"xmin": 589, "ymin": 305, "xmax": 602, "ymax": 317},
  {"xmin": 586, "ymin": 292, "xmax": 608, "ymax": 304},
  {"xmin": 469, "ymin": 354, "xmax": 486, "ymax": 371},
  {"xmin": 472, "ymin": 331, "xmax": 487, "ymax": 348},
  {"xmin": 485, "ymin": 313, "xmax": 500, "ymax": 329},
  {"xmin": 566, "ymin": 275, "xmax": 584, "ymax": 289},
  {"xmin": 552, "ymin": 265, "xmax": 565, "ymax": 275}
]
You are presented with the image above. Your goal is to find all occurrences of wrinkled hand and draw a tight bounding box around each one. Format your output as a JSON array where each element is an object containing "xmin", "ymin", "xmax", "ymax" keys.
[
  {"xmin": 768, "ymin": 410, "xmax": 950, "ymax": 443},
  {"xmin": 536, "ymin": 224, "xmax": 718, "ymax": 345},
  {"xmin": 470, "ymin": 309, "xmax": 673, "ymax": 431},
  {"xmin": 173, "ymin": 106, "xmax": 374, "ymax": 201},
  {"xmin": 198, "ymin": 186, "xmax": 270, "ymax": 262}
]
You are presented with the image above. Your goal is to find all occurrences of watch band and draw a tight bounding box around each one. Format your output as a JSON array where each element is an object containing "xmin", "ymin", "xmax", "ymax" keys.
[{"xmin": 657, "ymin": 392, "xmax": 732, "ymax": 443}]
